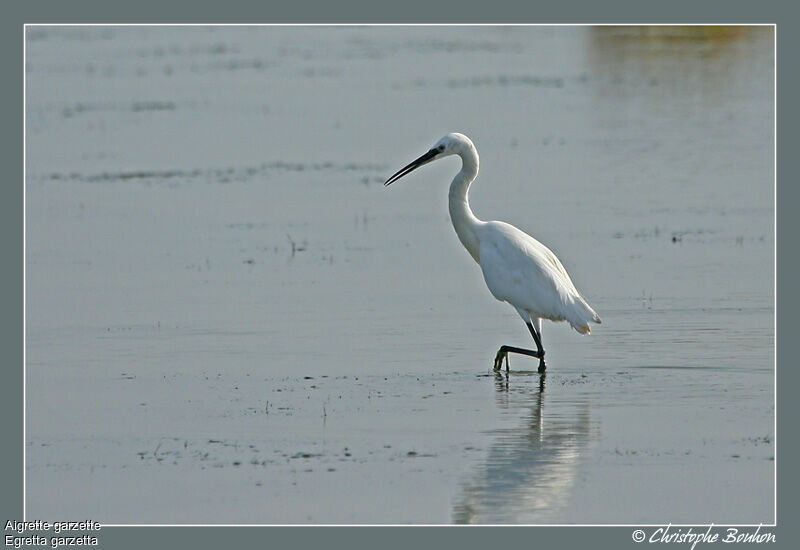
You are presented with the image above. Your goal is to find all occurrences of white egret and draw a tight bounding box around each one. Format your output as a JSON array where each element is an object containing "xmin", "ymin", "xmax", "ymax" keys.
[{"xmin": 385, "ymin": 133, "xmax": 600, "ymax": 373}]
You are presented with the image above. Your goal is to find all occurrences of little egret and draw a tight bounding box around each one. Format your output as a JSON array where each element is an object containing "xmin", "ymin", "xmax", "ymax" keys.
[{"xmin": 385, "ymin": 133, "xmax": 600, "ymax": 373}]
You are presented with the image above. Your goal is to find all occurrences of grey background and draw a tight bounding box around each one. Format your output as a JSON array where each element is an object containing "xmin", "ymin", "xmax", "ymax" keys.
[{"xmin": 5, "ymin": 0, "xmax": 793, "ymax": 548}]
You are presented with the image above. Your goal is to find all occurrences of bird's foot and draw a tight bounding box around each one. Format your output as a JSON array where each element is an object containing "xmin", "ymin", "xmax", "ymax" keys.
[
  {"xmin": 537, "ymin": 359, "xmax": 547, "ymax": 374},
  {"xmin": 493, "ymin": 349, "xmax": 509, "ymax": 372}
]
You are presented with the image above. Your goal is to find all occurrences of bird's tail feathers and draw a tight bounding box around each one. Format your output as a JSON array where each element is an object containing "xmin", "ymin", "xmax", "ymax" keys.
[{"xmin": 569, "ymin": 296, "xmax": 601, "ymax": 335}]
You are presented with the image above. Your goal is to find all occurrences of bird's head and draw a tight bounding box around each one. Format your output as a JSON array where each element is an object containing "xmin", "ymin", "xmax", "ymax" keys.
[{"xmin": 384, "ymin": 133, "xmax": 475, "ymax": 186}]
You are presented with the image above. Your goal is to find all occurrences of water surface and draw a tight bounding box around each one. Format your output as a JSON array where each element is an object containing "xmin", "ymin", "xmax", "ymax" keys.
[{"xmin": 26, "ymin": 25, "xmax": 774, "ymax": 524}]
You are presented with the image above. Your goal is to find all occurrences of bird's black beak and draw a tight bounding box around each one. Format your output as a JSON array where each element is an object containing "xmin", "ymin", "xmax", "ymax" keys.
[{"xmin": 384, "ymin": 149, "xmax": 438, "ymax": 186}]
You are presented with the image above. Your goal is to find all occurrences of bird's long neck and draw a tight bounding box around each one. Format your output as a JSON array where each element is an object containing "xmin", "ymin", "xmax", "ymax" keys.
[{"xmin": 448, "ymin": 146, "xmax": 483, "ymax": 263}]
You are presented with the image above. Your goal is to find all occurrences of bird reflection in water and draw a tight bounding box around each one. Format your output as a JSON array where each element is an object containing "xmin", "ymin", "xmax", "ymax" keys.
[{"xmin": 453, "ymin": 373, "xmax": 598, "ymax": 524}]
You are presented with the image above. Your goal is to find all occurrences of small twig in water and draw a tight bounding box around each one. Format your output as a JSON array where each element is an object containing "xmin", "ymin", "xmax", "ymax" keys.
[{"xmin": 286, "ymin": 234, "xmax": 296, "ymax": 257}]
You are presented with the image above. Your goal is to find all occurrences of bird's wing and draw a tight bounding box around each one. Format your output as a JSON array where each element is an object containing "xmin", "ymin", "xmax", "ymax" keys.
[{"xmin": 478, "ymin": 222, "xmax": 599, "ymax": 331}]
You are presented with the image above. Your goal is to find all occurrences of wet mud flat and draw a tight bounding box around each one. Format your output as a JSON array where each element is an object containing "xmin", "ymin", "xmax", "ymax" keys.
[
  {"xmin": 26, "ymin": 363, "xmax": 772, "ymax": 524},
  {"xmin": 26, "ymin": 26, "xmax": 773, "ymax": 523}
]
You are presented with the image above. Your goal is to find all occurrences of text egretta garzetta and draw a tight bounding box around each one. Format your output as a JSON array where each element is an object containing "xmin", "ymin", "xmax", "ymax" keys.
[{"xmin": 385, "ymin": 133, "xmax": 601, "ymax": 373}]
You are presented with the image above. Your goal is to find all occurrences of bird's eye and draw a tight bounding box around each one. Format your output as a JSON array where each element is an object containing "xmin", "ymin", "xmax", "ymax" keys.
[{"xmin": 438, "ymin": 145, "xmax": 445, "ymax": 152}]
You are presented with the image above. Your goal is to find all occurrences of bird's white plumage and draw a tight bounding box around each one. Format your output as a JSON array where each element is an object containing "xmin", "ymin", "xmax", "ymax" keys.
[
  {"xmin": 476, "ymin": 220, "xmax": 600, "ymax": 334},
  {"xmin": 385, "ymin": 132, "xmax": 600, "ymax": 344}
]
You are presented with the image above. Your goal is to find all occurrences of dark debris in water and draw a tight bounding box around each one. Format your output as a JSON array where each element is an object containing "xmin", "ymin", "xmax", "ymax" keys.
[
  {"xmin": 55, "ymin": 100, "xmax": 179, "ymax": 119},
  {"xmin": 37, "ymin": 160, "xmax": 388, "ymax": 186},
  {"xmin": 131, "ymin": 100, "xmax": 176, "ymax": 112},
  {"xmin": 411, "ymin": 39, "xmax": 524, "ymax": 54},
  {"xmin": 448, "ymin": 75, "xmax": 565, "ymax": 89},
  {"xmin": 611, "ymin": 226, "xmax": 742, "ymax": 245},
  {"xmin": 392, "ymin": 73, "xmax": 579, "ymax": 91},
  {"xmin": 742, "ymin": 435, "xmax": 773, "ymax": 446},
  {"xmin": 291, "ymin": 452, "xmax": 320, "ymax": 459}
]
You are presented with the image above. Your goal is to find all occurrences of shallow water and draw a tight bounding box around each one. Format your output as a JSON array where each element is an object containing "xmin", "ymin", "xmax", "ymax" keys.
[{"xmin": 26, "ymin": 26, "xmax": 774, "ymax": 524}]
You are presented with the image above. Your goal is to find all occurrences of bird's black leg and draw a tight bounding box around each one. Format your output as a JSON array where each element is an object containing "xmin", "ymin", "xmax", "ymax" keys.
[
  {"xmin": 526, "ymin": 322, "xmax": 547, "ymax": 373},
  {"xmin": 493, "ymin": 345, "xmax": 542, "ymax": 372},
  {"xmin": 492, "ymin": 322, "xmax": 547, "ymax": 373}
]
